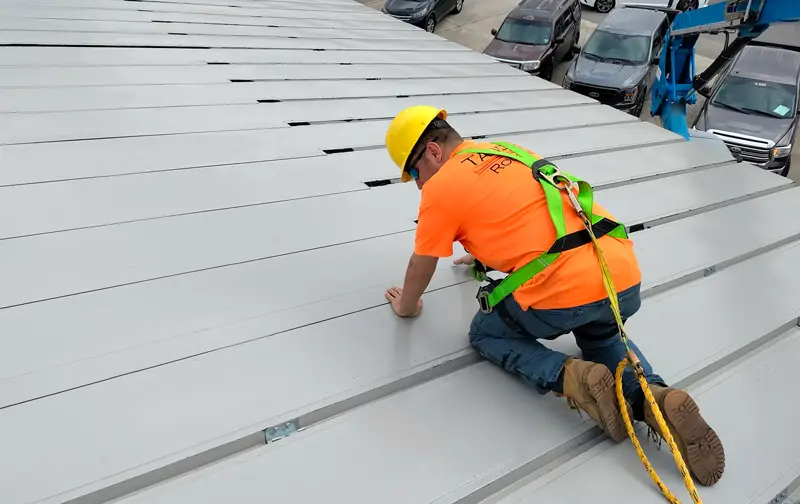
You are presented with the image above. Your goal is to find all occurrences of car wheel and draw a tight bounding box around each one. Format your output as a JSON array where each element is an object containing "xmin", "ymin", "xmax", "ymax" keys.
[
  {"xmin": 594, "ymin": 0, "xmax": 614, "ymax": 13},
  {"xmin": 424, "ymin": 15, "xmax": 436, "ymax": 33},
  {"xmin": 453, "ymin": 0, "xmax": 463, "ymax": 14}
]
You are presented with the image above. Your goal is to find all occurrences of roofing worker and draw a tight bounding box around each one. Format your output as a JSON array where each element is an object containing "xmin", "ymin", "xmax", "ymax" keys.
[{"xmin": 383, "ymin": 106, "xmax": 725, "ymax": 487}]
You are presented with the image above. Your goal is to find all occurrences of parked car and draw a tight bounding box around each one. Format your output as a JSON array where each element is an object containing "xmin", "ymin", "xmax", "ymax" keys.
[
  {"xmin": 581, "ymin": 0, "xmax": 707, "ymax": 15},
  {"xmin": 482, "ymin": 0, "xmax": 581, "ymax": 82},
  {"xmin": 381, "ymin": 0, "xmax": 463, "ymax": 33},
  {"xmin": 692, "ymin": 26, "xmax": 800, "ymax": 177},
  {"xmin": 562, "ymin": 7, "xmax": 668, "ymax": 116}
]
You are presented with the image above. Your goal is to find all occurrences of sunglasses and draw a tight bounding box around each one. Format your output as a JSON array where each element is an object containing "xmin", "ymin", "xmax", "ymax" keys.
[{"xmin": 404, "ymin": 133, "xmax": 441, "ymax": 181}]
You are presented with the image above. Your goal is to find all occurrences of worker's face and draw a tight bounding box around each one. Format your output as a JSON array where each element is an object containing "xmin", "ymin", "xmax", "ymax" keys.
[{"xmin": 406, "ymin": 140, "xmax": 447, "ymax": 190}]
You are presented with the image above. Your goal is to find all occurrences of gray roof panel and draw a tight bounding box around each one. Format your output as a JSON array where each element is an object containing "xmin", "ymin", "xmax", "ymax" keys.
[{"xmin": 97, "ymin": 216, "xmax": 800, "ymax": 504}]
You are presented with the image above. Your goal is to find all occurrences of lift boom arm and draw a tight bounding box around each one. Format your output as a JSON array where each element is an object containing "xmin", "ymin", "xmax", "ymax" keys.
[{"xmin": 650, "ymin": 0, "xmax": 800, "ymax": 140}]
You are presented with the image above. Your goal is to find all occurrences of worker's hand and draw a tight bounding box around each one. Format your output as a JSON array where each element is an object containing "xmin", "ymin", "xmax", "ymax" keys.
[
  {"xmin": 385, "ymin": 287, "xmax": 423, "ymax": 318},
  {"xmin": 453, "ymin": 253, "xmax": 475, "ymax": 266}
]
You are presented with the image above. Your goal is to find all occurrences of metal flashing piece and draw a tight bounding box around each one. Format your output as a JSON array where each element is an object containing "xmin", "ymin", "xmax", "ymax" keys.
[
  {"xmin": 1, "ymin": 1, "xmax": 798, "ymax": 504},
  {"xmin": 264, "ymin": 420, "xmax": 300, "ymax": 443}
]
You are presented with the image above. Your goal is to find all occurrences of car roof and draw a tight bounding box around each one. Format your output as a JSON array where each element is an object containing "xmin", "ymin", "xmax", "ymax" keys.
[
  {"xmin": 596, "ymin": 7, "xmax": 666, "ymax": 35},
  {"xmin": 731, "ymin": 44, "xmax": 800, "ymax": 86},
  {"xmin": 507, "ymin": 0, "xmax": 571, "ymax": 21},
  {"xmin": 752, "ymin": 23, "xmax": 800, "ymax": 51}
]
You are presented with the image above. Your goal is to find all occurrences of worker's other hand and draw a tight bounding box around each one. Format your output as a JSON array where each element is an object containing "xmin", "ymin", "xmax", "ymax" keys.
[
  {"xmin": 385, "ymin": 287, "xmax": 423, "ymax": 318},
  {"xmin": 453, "ymin": 253, "xmax": 475, "ymax": 266}
]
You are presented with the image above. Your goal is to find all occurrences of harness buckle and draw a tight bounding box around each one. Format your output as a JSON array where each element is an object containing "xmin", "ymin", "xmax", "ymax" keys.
[
  {"xmin": 540, "ymin": 168, "xmax": 584, "ymax": 216},
  {"xmin": 537, "ymin": 168, "xmax": 572, "ymax": 190},
  {"xmin": 477, "ymin": 288, "xmax": 493, "ymax": 314}
]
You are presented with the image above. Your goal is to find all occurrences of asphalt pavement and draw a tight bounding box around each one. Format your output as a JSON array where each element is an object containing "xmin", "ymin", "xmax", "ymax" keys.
[{"xmin": 360, "ymin": 0, "xmax": 800, "ymax": 180}]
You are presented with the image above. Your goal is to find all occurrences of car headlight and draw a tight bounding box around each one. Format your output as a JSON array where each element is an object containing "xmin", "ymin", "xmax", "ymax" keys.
[
  {"xmin": 773, "ymin": 144, "xmax": 793, "ymax": 158},
  {"xmin": 772, "ymin": 130, "xmax": 793, "ymax": 158},
  {"xmin": 622, "ymin": 86, "xmax": 639, "ymax": 104},
  {"xmin": 562, "ymin": 74, "xmax": 573, "ymax": 89},
  {"xmin": 521, "ymin": 60, "xmax": 540, "ymax": 72}
]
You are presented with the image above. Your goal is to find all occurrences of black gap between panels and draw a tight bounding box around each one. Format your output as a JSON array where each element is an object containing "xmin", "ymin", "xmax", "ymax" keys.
[{"xmin": 363, "ymin": 178, "xmax": 402, "ymax": 187}]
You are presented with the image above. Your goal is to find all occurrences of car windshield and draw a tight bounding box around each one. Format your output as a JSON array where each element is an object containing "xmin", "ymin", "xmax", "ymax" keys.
[
  {"xmin": 712, "ymin": 75, "xmax": 797, "ymax": 118},
  {"xmin": 495, "ymin": 19, "xmax": 552, "ymax": 46},
  {"xmin": 583, "ymin": 30, "xmax": 650, "ymax": 64}
]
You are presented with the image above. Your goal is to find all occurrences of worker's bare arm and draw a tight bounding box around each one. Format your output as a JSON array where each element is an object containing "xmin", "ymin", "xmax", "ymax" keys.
[{"xmin": 385, "ymin": 253, "xmax": 439, "ymax": 318}]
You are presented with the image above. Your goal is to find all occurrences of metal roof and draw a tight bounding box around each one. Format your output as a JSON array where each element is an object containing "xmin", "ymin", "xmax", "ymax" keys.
[{"xmin": 0, "ymin": 1, "xmax": 799, "ymax": 504}]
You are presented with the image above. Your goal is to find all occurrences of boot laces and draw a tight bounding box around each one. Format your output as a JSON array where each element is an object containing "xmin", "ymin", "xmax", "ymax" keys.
[{"xmin": 647, "ymin": 425, "xmax": 663, "ymax": 450}]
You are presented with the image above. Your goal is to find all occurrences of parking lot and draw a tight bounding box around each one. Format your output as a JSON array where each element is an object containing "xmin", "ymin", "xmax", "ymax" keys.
[{"xmin": 359, "ymin": 0, "xmax": 800, "ymax": 181}]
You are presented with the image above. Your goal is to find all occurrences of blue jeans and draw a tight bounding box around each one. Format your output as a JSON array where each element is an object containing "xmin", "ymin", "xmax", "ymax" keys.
[{"xmin": 469, "ymin": 283, "xmax": 665, "ymax": 403}]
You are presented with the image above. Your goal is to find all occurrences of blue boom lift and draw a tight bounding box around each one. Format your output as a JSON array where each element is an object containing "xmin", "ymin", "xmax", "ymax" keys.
[{"xmin": 650, "ymin": 0, "xmax": 800, "ymax": 140}]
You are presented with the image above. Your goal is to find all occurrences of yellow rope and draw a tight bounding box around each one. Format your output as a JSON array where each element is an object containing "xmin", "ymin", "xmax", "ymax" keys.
[
  {"xmin": 614, "ymin": 361, "xmax": 702, "ymax": 504},
  {"xmin": 564, "ymin": 183, "xmax": 702, "ymax": 504}
]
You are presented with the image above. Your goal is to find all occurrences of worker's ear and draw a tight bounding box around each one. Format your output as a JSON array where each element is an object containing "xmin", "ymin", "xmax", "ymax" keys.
[{"xmin": 425, "ymin": 141, "xmax": 445, "ymax": 165}]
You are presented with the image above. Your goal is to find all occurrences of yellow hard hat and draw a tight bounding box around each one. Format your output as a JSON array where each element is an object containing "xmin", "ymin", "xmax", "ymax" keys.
[{"xmin": 385, "ymin": 105, "xmax": 447, "ymax": 182}]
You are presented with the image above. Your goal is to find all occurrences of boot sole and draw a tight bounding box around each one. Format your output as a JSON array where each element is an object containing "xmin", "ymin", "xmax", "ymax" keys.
[
  {"xmin": 584, "ymin": 364, "xmax": 630, "ymax": 443},
  {"xmin": 661, "ymin": 389, "xmax": 725, "ymax": 486}
]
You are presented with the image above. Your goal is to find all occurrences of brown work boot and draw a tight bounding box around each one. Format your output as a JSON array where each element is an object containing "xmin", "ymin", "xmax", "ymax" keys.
[
  {"xmin": 643, "ymin": 385, "xmax": 725, "ymax": 486},
  {"xmin": 557, "ymin": 357, "xmax": 631, "ymax": 443}
]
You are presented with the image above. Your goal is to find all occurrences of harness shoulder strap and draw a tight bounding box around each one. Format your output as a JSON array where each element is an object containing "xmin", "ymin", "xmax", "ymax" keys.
[
  {"xmin": 452, "ymin": 142, "xmax": 629, "ymax": 312},
  {"xmin": 454, "ymin": 142, "xmax": 568, "ymax": 240}
]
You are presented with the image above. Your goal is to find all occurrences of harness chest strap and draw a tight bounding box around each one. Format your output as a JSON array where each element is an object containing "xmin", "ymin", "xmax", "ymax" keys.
[{"xmin": 454, "ymin": 141, "xmax": 628, "ymax": 312}]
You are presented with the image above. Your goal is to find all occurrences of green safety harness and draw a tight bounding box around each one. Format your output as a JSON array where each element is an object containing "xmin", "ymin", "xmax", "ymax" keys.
[{"xmin": 454, "ymin": 141, "xmax": 629, "ymax": 314}]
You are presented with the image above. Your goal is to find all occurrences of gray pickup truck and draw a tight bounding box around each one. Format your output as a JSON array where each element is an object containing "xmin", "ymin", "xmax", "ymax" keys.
[
  {"xmin": 562, "ymin": 7, "xmax": 669, "ymax": 117},
  {"xmin": 691, "ymin": 25, "xmax": 800, "ymax": 177}
]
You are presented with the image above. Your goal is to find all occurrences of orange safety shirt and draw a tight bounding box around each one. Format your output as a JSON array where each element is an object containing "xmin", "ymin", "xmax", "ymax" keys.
[{"xmin": 413, "ymin": 140, "xmax": 642, "ymax": 310}]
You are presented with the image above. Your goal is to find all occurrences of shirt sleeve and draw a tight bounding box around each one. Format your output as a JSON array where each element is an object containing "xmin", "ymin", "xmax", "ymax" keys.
[{"xmin": 413, "ymin": 186, "xmax": 459, "ymax": 258}]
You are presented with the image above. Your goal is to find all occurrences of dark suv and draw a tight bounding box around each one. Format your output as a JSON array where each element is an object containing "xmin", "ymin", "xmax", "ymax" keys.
[
  {"xmin": 562, "ymin": 7, "xmax": 668, "ymax": 116},
  {"xmin": 482, "ymin": 0, "xmax": 581, "ymax": 82},
  {"xmin": 692, "ymin": 25, "xmax": 800, "ymax": 177},
  {"xmin": 382, "ymin": 0, "xmax": 463, "ymax": 33}
]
